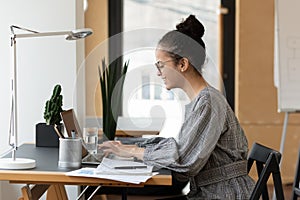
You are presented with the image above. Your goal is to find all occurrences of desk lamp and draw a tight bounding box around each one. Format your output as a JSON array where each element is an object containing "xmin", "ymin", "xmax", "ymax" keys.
[{"xmin": 0, "ymin": 25, "xmax": 92, "ymax": 169}]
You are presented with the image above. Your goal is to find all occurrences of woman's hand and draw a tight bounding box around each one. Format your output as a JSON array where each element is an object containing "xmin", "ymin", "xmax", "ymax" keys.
[{"xmin": 98, "ymin": 141, "xmax": 145, "ymax": 160}]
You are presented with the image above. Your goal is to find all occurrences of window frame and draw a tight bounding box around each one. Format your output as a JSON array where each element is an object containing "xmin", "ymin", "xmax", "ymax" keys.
[{"xmin": 108, "ymin": 0, "xmax": 236, "ymax": 110}]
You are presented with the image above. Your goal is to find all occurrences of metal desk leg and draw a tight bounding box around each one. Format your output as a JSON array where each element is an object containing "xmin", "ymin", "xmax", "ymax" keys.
[
  {"xmin": 87, "ymin": 185, "xmax": 102, "ymax": 200},
  {"xmin": 76, "ymin": 186, "xmax": 90, "ymax": 200}
]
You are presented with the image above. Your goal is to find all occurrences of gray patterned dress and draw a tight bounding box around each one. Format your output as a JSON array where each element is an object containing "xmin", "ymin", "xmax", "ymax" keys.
[{"xmin": 139, "ymin": 86, "xmax": 255, "ymax": 199}]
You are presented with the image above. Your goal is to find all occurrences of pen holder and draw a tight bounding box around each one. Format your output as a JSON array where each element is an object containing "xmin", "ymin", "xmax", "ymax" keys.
[{"xmin": 58, "ymin": 138, "xmax": 82, "ymax": 168}]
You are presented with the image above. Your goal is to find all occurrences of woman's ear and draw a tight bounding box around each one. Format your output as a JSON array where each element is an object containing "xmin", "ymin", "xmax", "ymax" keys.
[{"xmin": 179, "ymin": 57, "xmax": 189, "ymax": 72}]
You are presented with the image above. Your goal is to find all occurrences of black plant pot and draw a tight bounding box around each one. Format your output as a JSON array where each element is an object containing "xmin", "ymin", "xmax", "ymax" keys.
[{"xmin": 36, "ymin": 123, "xmax": 63, "ymax": 147}]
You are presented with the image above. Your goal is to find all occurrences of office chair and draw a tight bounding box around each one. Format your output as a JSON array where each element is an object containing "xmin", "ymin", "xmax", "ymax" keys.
[
  {"xmin": 248, "ymin": 142, "xmax": 284, "ymax": 200},
  {"xmin": 292, "ymin": 147, "xmax": 300, "ymax": 200}
]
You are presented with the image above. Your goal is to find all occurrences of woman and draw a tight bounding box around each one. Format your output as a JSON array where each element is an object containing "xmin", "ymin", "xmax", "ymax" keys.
[{"xmin": 99, "ymin": 15, "xmax": 255, "ymax": 199}]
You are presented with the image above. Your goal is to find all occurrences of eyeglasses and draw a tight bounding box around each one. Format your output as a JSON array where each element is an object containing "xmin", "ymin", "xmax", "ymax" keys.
[{"xmin": 155, "ymin": 59, "xmax": 174, "ymax": 73}]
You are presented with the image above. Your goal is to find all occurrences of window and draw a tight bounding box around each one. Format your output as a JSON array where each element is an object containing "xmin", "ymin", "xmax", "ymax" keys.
[
  {"xmin": 107, "ymin": 0, "xmax": 235, "ymax": 133},
  {"xmin": 122, "ymin": 0, "xmax": 221, "ymax": 119}
]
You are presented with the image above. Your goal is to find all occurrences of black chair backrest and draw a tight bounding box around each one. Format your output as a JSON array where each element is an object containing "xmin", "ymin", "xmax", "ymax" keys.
[
  {"xmin": 248, "ymin": 142, "xmax": 284, "ymax": 200},
  {"xmin": 292, "ymin": 147, "xmax": 300, "ymax": 200}
]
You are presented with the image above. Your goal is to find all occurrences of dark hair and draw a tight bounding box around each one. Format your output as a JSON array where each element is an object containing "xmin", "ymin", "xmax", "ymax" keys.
[{"xmin": 157, "ymin": 15, "xmax": 206, "ymax": 73}]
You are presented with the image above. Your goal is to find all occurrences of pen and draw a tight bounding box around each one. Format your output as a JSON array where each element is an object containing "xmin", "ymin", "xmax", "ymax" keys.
[
  {"xmin": 54, "ymin": 124, "xmax": 65, "ymax": 138},
  {"xmin": 71, "ymin": 130, "xmax": 76, "ymax": 139},
  {"xmin": 114, "ymin": 166, "xmax": 147, "ymax": 169}
]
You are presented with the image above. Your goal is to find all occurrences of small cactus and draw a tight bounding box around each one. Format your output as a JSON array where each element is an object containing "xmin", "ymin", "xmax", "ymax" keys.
[{"xmin": 43, "ymin": 84, "xmax": 64, "ymax": 125}]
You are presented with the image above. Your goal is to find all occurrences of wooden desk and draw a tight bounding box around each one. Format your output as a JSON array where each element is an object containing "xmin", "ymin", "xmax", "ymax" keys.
[{"xmin": 0, "ymin": 144, "xmax": 171, "ymax": 199}]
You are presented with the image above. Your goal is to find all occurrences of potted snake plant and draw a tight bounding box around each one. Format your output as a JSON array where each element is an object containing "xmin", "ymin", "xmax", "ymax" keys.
[{"xmin": 98, "ymin": 57, "xmax": 129, "ymax": 140}]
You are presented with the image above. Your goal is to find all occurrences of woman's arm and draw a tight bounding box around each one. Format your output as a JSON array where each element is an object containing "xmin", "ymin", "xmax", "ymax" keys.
[{"xmin": 98, "ymin": 141, "xmax": 145, "ymax": 160}]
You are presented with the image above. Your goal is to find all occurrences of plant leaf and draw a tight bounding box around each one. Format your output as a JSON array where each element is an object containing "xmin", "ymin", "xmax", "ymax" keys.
[{"xmin": 98, "ymin": 57, "xmax": 129, "ymax": 140}]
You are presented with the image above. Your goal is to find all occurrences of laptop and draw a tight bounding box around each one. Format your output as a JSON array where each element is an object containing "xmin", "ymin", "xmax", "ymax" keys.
[{"xmin": 60, "ymin": 109, "xmax": 104, "ymax": 165}]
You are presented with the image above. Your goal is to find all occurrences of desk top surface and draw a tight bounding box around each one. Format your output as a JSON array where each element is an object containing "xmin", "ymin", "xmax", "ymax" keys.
[
  {"xmin": 0, "ymin": 144, "xmax": 171, "ymax": 186},
  {"xmin": 4, "ymin": 144, "xmax": 69, "ymax": 172}
]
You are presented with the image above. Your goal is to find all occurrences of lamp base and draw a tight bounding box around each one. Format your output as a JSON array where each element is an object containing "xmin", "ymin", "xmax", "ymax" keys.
[{"xmin": 0, "ymin": 158, "xmax": 36, "ymax": 169}]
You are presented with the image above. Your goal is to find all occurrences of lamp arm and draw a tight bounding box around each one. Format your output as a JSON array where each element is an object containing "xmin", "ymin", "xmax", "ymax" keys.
[
  {"xmin": 10, "ymin": 25, "xmax": 93, "ymax": 41},
  {"xmin": 10, "ymin": 25, "xmax": 39, "ymax": 35},
  {"xmin": 15, "ymin": 31, "xmax": 71, "ymax": 39},
  {"xmin": 10, "ymin": 25, "xmax": 71, "ymax": 39},
  {"xmin": 8, "ymin": 34, "xmax": 18, "ymax": 161}
]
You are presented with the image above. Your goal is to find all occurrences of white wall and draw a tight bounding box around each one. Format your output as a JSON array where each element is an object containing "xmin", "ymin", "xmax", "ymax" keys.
[{"xmin": 0, "ymin": 0, "xmax": 85, "ymax": 199}]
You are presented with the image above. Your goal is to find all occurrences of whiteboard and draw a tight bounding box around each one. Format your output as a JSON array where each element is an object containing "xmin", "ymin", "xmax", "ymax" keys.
[{"xmin": 275, "ymin": 0, "xmax": 300, "ymax": 112}]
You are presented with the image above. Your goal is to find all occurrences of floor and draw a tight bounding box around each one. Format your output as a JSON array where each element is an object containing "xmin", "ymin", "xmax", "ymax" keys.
[{"xmin": 91, "ymin": 183, "xmax": 295, "ymax": 200}]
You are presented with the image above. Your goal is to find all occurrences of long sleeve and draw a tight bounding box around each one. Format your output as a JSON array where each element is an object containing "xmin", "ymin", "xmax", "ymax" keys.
[
  {"xmin": 141, "ymin": 86, "xmax": 255, "ymax": 199},
  {"xmin": 143, "ymin": 88, "xmax": 228, "ymax": 177}
]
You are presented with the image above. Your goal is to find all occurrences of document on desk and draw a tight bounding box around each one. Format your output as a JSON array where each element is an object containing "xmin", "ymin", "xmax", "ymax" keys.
[
  {"xmin": 65, "ymin": 157, "xmax": 157, "ymax": 184},
  {"xmin": 96, "ymin": 157, "xmax": 153, "ymax": 175}
]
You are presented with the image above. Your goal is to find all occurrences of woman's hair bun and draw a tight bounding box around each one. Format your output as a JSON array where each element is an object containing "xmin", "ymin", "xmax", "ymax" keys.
[{"xmin": 176, "ymin": 15, "xmax": 205, "ymax": 39}]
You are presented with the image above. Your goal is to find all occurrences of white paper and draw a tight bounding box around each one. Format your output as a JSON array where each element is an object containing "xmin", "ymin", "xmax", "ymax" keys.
[
  {"xmin": 65, "ymin": 167, "xmax": 158, "ymax": 184},
  {"xmin": 95, "ymin": 157, "xmax": 153, "ymax": 176}
]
